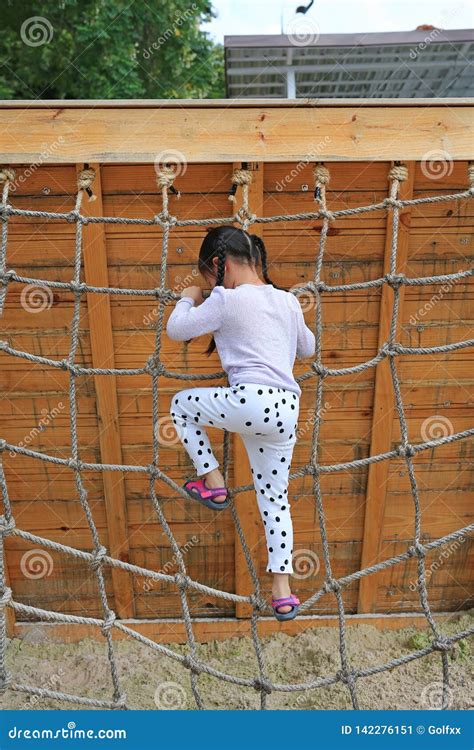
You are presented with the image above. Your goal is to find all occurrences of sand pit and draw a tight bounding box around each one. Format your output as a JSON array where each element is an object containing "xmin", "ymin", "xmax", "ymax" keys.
[{"xmin": 1, "ymin": 611, "xmax": 472, "ymax": 711}]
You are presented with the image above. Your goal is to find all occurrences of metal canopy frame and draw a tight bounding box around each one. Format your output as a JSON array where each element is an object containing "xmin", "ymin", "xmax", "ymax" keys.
[{"xmin": 224, "ymin": 28, "xmax": 474, "ymax": 99}]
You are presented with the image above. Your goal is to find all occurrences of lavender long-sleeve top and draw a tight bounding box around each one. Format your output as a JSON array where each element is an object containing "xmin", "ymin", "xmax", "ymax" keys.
[{"xmin": 166, "ymin": 283, "xmax": 315, "ymax": 397}]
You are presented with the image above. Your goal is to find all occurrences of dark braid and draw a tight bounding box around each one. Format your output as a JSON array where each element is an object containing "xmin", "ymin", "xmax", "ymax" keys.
[
  {"xmin": 202, "ymin": 230, "xmax": 285, "ymax": 357},
  {"xmin": 204, "ymin": 236, "xmax": 227, "ymax": 356},
  {"xmin": 251, "ymin": 235, "xmax": 287, "ymax": 291}
]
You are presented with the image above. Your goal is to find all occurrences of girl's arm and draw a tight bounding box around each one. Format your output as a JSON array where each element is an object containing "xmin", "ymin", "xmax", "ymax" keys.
[
  {"xmin": 166, "ymin": 286, "xmax": 226, "ymax": 341},
  {"xmin": 294, "ymin": 298, "xmax": 316, "ymax": 360}
]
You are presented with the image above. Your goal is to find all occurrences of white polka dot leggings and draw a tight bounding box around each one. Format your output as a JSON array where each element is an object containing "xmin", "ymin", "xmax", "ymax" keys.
[{"xmin": 170, "ymin": 382, "xmax": 300, "ymax": 575}]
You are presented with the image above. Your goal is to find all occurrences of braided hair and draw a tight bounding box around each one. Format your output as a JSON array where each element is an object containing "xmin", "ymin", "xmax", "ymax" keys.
[{"xmin": 197, "ymin": 225, "xmax": 285, "ymax": 356}]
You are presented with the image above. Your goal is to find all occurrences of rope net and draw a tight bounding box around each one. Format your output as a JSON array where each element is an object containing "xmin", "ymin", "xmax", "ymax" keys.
[{"xmin": 0, "ymin": 161, "xmax": 473, "ymax": 711}]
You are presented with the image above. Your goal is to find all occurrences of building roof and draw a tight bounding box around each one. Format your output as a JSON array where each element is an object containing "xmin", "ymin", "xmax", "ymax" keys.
[{"xmin": 224, "ymin": 28, "xmax": 474, "ymax": 98}]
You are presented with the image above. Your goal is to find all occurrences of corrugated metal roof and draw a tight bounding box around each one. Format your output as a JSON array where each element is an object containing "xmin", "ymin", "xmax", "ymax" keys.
[{"xmin": 224, "ymin": 28, "xmax": 474, "ymax": 98}]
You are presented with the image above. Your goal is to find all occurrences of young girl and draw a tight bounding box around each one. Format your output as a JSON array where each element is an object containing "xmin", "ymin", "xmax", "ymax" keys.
[{"xmin": 166, "ymin": 225, "xmax": 315, "ymax": 620}]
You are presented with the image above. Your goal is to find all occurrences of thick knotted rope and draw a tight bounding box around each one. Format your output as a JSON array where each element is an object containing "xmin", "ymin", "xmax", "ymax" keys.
[{"xmin": 0, "ymin": 160, "xmax": 472, "ymax": 710}]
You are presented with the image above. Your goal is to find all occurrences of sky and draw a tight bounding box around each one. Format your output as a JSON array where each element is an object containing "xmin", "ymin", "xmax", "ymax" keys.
[{"xmin": 201, "ymin": 0, "xmax": 473, "ymax": 42}]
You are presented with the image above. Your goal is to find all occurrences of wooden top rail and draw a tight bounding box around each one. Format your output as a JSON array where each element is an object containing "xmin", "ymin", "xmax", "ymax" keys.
[{"xmin": 1, "ymin": 99, "xmax": 472, "ymax": 163}]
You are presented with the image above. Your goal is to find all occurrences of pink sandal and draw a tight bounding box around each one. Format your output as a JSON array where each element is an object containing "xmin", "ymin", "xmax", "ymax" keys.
[
  {"xmin": 182, "ymin": 477, "xmax": 230, "ymax": 511},
  {"xmin": 271, "ymin": 593, "xmax": 300, "ymax": 621}
]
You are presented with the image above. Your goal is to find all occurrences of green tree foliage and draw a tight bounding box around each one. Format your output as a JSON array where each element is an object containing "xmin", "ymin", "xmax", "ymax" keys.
[{"xmin": 0, "ymin": 0, "xmax": 224, "ymax": 99}]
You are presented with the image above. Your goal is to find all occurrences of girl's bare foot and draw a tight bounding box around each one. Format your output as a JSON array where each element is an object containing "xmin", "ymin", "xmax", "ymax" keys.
[{"xmin": 202, "ymin": 467, "xmax": 227, "ymax": 503}]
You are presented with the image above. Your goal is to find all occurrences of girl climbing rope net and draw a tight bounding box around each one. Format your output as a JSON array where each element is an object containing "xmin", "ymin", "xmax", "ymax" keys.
[{"xmin": 166, "ymin": 225, "xmax": 316, "ymax": 620}]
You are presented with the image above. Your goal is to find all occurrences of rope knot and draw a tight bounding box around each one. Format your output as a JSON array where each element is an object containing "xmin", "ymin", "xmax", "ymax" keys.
[
  {"xmin": 313, "ymin": 165, "xmax": 330, "ymax": 185},
  {"xmin": 113, "ymin": 692, "xmax": 128, "ymax": 709},
  {"xmin": 91, "ymin": 544, "xmax": 107, "ymax": 571},
  {"xmin": 325, "ymin": 577, "xmax": 341, "ymax": 594},
  {"xmin": 144, "ymin": 353, "xmax": 164, "ymax": 376},
  {"xmin": 0, "ymin": 269, "xmax": 16, "ymax": 285},
  {"xmin": 408, "ymin": 541, "xmax": 425, "ymax": 558},
  {"xmin": 231, "ymin": 169, "xmax": 253, "ymax": 187},
  {"xmin": 381, "ymin": 341, "xmax": 402, "ymax": 358},
  {"xmin": 388, "ymin": 164, "xmax": 408, "ymax": 182},
  {"xmin": 432, "ymin": 637, "xmax": 451, "ymax": 653},
  {"xmin": 66, "ymin": 210, "xmax": 80, "ymax": 223},
  {"xmin": 182, "ymin": 654, "xmax": 202, "ymax": 674},
  {"xmin": 384, "ymin": 197, "xmax": 404, "ymax": 210},
  {"xmin": 77, "ymin": 168, "xmax": 96, "ymax": 192},
  {"xmin": 0, "ymin": 438, "xmax": 6, "ymax": 452},
  {"xmin": 319, "ymin": 209, "xmax": 336, "ymax": 221},
  {"xmin": 0, "ymin": 516, "xmax": 16, "ymax": 535},
  {"xmin": 174, "ymin": 571, "xmax": 188, "ymax": 590},
  {"xmin": 101, "ymin": 608, "xmax": 116, "ymax": 634},
  {"xmin": 468, "ymin": 162, "xmax": 474, "ymax": 189},
  {"xmin": 0, "ymin": 587, "xmax": 12, "ymax": 607},
  {"xmin": 249, "ymin": 592, "xmax": 266, "ymax": 612},
  {"xmin": 336, "ymin": 668, "xmax": 358, "ymax": 686},
  {"xmin": 253, "ymin": 677, "xmax": 273, "ymax": 694},
  {"xmin": 398, "ymin": 442, "xmax": 415, "ymax": 458},
  {"xmin": 312, "ymin": 362, "xmax": 330, "ymax": 378},
  {"xmin": 384, "ymin": 272, "xmax": 406, "ymax": 289},
  {"xmin": 0, "ymin": 167, "xmax": 16, "ymax": 185},
  {"xmin": 156, "ymin": 166, "xmax": 176, "ymax": 189}
]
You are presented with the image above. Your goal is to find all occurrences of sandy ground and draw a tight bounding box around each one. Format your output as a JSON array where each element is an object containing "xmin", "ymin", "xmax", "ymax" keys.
[{"xmin": 1, "ymin": 611, "xmax": 472, "ymax": 711}]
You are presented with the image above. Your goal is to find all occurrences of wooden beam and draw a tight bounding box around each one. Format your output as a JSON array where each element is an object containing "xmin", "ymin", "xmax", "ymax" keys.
[
  {"xmin": 1, "ymin": 105, "xmax": 472, "ymax": 163},
  {"xmin": 78, "ymin": 163, "xmax": 134, "ymax": 619},
  {"xmin": 13, "ymin": 611, "xmax": 460, "ymax": 644},
  {"xmin": 234, "ymin": 162, "xmax": 265, "ymax": 618},
  {"xmin": 357, "ymin": 162, "xmax": 415, "ymax": 614}
]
